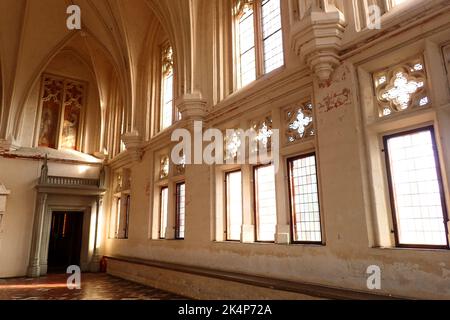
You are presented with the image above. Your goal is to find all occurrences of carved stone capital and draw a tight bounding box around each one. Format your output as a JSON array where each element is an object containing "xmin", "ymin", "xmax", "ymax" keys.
[
  {"xmin": 121, "ymin": 131, "xmax": 143, "ymax": 162},
  {"xmin": 292, "ymin": 10, "xmax": 346, "ymax": 81},
  {"xmin": 176, "ymin": 92, "xmax": 208, "ymax": 121}
]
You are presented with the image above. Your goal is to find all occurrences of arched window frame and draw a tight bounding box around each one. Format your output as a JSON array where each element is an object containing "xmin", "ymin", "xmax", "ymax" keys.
[
  {"xmin": 233, "ymin": 0, "xmax": 285, "ymax": 89},
  {"xmin": 159, "ymin": 41, "xmax": 176, "ymax": 132},
  {"xmin": 36, "ymin": 73, "xmax": 87, "ymax": 152}
]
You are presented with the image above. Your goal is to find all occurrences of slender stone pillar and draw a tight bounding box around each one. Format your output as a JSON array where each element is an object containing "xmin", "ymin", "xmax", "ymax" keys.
[
  {"xmin": 27, "ymin": 193, "xmax": 48, "ymax": 277},
  {"xmin": 90, "ymin": 195, "xmax": 103, "ymax": 272}
]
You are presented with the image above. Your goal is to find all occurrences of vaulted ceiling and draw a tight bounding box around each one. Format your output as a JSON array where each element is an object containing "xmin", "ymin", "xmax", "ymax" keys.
[{"xmin": 0, "ymin": 0, "xmax": 207, "ymax": 143}]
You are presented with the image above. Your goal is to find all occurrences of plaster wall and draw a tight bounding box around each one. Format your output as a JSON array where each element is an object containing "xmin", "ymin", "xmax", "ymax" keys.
[
  {"xmin": 0, "ymin": 156, "xmax": 101, "ymax": 277},
  {"xmin": 103, "ymin": 5, "xmax": 450, "ymax": 299}
]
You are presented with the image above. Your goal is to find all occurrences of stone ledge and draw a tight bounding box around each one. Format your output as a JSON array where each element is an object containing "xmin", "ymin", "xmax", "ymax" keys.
[{"xmin": 105, "ymin": 255, "xmax": 403, "ymax": 300}]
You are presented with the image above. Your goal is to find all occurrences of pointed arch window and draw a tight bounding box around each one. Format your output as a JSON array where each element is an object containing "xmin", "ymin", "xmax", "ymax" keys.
[
  {"xmin": 38, "ymin": 74, "xmax": 85, "ymax": 151},
  {"xmin": 160, "ymin": 43, "xmax": 175, "ymax": 131},
  {"xmin": 233, "ymin": 0, "xmax": 284, "ymax": 88}
]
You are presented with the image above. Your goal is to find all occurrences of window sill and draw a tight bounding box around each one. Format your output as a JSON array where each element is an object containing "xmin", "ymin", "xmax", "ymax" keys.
[
  {"xmin": 233, "ymin": 65, "xmax": 286, "ymax": 95},
  {"xmin": 372, "ymin": 246, "xmax": 449, "ymax": 253},
  {"xmin": 216, "ymin": 65, "xmax": 288, "ymax": 108},
  {"xmin": 213, "ymin": 241, "xmax": 275, "ymax": 246},
  {"xmin": 213, "ymin": 240, "xmax": 326, "ymax": 248}
]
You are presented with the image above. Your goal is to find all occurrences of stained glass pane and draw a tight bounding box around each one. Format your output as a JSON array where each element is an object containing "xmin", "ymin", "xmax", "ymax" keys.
[
  {"xmin": 61, "ymin": 104, "xmax": 81, "ymax": 150},
  {"xmin": 161, "ymin": 72, "xmax": 174, "ymax": 130},
  {"xmin": 39, "ymin": 100, "xmax": 60, "ymax": 149},
  {"xmin": 289, "ymin": 155, "xmax": 322, "ymax": 243},
  {"xmin": 226, "ymin": 171, "xmax": 243, "ymax": 241},
  {"xmin": 385, "ymin": 128, "xmax": 448, "ymax": 246},
  {"xmin": 254, "ymin": 165, "xmax": 277, "ymax": 242},
  {"xmin": 114, "ymin": 197, "xmax": 121, "ymax": 237},
  {"xmin": 374, "ymin": 58, "xmax": 428, "ymax": 117},
  {"xmin": 160, "ymin": 156, "xmax": 170, "ymax": 179},
  {"xmin": 239, "ymin": 7, "xmax": 256, "ymax": 86},
  {"xmin": 262, "ymin": 0, "xmax": 284, "ymax": 73},
  {"xmin": 176, "ymin": 183, "xmax": 186, "ymax": 239},
  {"xmin": 160, "ymin": 187, "xmax": 169, "ymax": 239},
  {"xmin": 286, "ymin": 102, "xmax": 315, "ymax": 143},
  {"xmin": 240, "ymin": 48, "xmax": 256, "ymax": 86},
  {"xmin": 239, "ymin": 10, "xmax": 255, "ymax": 53},
  {"xmin": 61, "ymin": 81, "xmax": 83, "ymax": 150}
]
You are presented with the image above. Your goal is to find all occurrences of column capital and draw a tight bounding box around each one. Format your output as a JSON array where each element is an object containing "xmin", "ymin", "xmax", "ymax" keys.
[
  {"xmin": 176, "ymin": 92, "xmax": 208, "ymax": 121},
  {"xmin": 122, "ymin": 130, "xmax": 143, "ymax": 163}
]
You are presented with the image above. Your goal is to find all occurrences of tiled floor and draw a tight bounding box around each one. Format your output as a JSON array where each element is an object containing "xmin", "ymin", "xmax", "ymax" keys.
[{"xmin": 0, "ymin": 273, "xmax": 186, "ymax": 300}]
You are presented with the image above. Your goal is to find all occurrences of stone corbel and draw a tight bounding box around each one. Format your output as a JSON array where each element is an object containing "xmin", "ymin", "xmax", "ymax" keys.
[
  {"xmin": 121, "ymin": 131, "xmax": 143, "ymax": 162},
  {"xmin": 176, "ymin": 92, "xmax": 208, "ymax": 122},
  {"xmin": 291, "ymin": 7, "xmax": 346, "ymax": 81},
  {"xmin": 0, "ymin": 184, "xmax": 11, "ymax": 235}
]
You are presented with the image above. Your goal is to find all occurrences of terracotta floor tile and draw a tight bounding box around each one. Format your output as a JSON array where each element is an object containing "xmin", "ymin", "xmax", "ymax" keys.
[{"xmin": 0, "ymin": 273, "xmax": 186, "ymax": 300}]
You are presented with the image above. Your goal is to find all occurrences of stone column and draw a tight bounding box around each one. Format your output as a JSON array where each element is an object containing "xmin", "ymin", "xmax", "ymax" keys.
[
  {"xmin": 312, "ymin": 62, "xmax": 370, "ymax": 249},
  {"xmin": 90, "ymin": 195, "xmax": 103, "ymax": 272},
  {"xmin": 272, "ymin": 107, "xmax": 290, "ymax": 244},
  {"xmin": 172, "ymin": 93, "xmax": 211, "ymax": 243},
  {"xmin": 0, "ymin": 184, "xmax": 11, "ymax": 237},
  {"xmin": 241, "ymin": 165, "xmax": 255, "ymax": 243},
  {"xmin": 27, "ymin": 193, "xmax": 48, "ymax": 277}
]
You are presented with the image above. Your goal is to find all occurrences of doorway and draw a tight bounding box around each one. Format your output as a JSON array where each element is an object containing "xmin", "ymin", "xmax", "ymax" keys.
[{"xmin": 47, "ymin": 211, "xmax": 84, "ymax": 273}]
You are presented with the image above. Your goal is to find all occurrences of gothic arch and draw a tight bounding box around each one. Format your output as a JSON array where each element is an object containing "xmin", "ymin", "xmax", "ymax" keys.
[
  {"xmin": 14, "ymin": 28, "xmax": 124, "ymax": 155},
  {"xmin": 144, "ymin": 0, "xmax": 194, "ymax": 97}
]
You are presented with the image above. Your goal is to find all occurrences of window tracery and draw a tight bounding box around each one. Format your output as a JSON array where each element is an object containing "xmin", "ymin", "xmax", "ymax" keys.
[
  {"xmin": 161, "ymin": 43, "xmax": 175, "ymax": 130},
  {"xmin": 160, "ymin": 155, "xmax": 170, "ymax": 180},
  {"xmin": 252, "ymin": 116, "xmax": 273, "ymax": 151},
  {"xmin": 225, "ymin": 131, "xmax": 242, "ymax": 160},
  {"xmin": 233, "ymin": 0, "xmax": 284, "ymax": 88},
  {"xmin": 285, "ymin": 102, "xmax": 315, "ymax": 144},
  {"xmin": 175, "ymin": 153, "xmax": 186, "ymax": 175},
  {"xmin": 38, "ymin": 75, "xmax": 85, "ymax": 150},
  {"xmin": 374, "ymin": 58, "xmax": 429, "ymax": 118}
]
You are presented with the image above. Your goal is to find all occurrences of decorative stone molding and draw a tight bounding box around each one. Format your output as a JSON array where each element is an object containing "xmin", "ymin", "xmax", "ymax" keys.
[
  {"xmin": 93, "ymin": 150, "xmax": 108, "ymax": 160},
  {"xmin": 90, "ymin": 195, "xmax": 104, "ymax": 272},
  {"xmin": 39, "ymin": 154, "xmax": 49, "ymax": 184},
  {"xmin": 99, "ymin": 165, "xmax": 106, "ymax": 189},
  {"xmin": 121, "ymin": 131, "xmax": 143, "ymax": 162},
  {"xmin": 291, "ymin": 7, "xmax": 346, "ymax": 81},
  {"xmin": 0, "ymin": 136, "xmax": 20, "ymax": 152},
  {"xmin": 176, "ymin": 92, "xmax": 208, "ymax": 121},
  {"xmin": 0, "ymin": 183, "xmax": 11, "ymax": 235},
  {"xmin": 27, "ymin": 193, "xmax": 48, "ymax": 277}
]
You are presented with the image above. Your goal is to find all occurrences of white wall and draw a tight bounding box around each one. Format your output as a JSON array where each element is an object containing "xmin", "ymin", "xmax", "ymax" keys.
[{"xmin": 0, "ymin": 156, "xmax": 101, "ymax": 277}]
